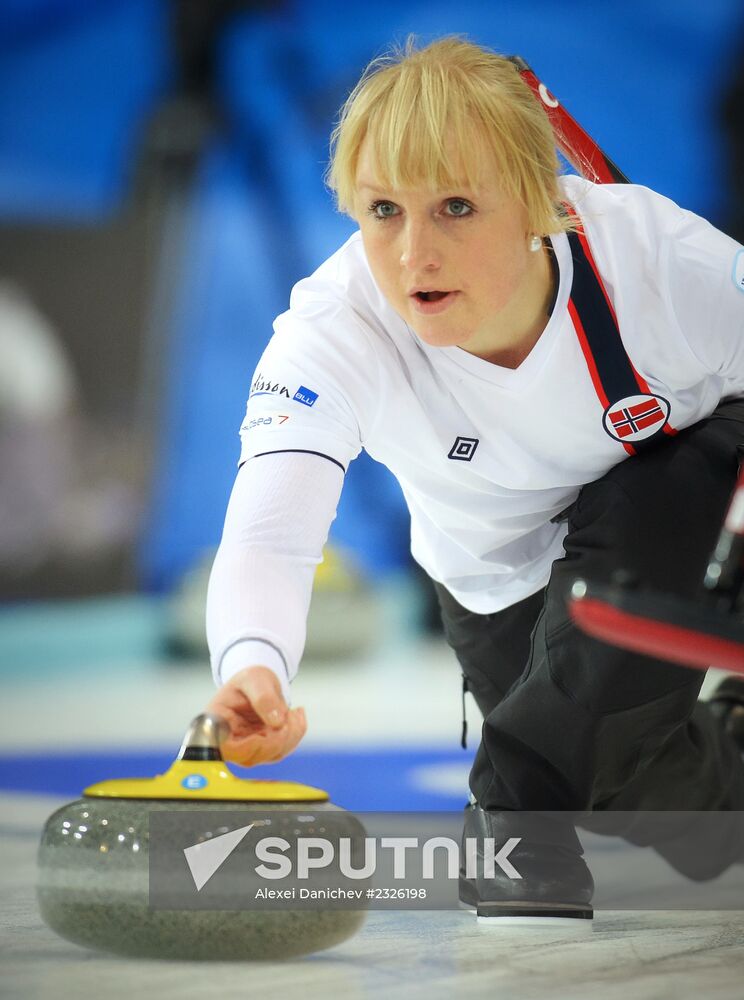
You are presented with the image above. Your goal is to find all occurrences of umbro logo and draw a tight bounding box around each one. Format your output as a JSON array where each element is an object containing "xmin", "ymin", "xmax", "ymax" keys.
[{"xmin": 448, "ymin": 436, "xmax": 479, "ymax": 461}]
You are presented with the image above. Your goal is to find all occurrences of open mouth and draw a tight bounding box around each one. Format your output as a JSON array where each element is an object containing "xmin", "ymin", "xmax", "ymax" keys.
[{"xmin": 410, "ymin": 289, "xmax": 459, "ymax": 314}]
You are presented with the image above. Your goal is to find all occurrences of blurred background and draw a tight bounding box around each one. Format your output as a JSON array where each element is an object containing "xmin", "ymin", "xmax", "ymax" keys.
[{"xmin": 0, "ymin": 0, "xmax": 743, "ymax": 810}]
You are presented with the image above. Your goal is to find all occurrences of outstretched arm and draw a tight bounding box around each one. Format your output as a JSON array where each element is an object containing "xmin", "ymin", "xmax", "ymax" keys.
[{"xmin": 205, "ymin": 449, "xmax": 345, "ymax": 765}]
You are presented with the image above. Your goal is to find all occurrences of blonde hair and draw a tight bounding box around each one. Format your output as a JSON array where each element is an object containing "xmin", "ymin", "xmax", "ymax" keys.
[{"xmin": 327, "ymin": 36, "xmax": 571, "ymax": 236}]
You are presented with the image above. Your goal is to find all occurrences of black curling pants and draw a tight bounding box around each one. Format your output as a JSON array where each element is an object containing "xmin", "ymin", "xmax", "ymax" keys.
[{"xmin": 435, "ymin": 399, "xmax": 744, "ymax": 878}]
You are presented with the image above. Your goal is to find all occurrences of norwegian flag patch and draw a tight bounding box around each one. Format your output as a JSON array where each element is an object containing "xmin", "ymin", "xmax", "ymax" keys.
[{"xmin": 603, "ymin": 393, "xmax": 670, "ymax": 443}]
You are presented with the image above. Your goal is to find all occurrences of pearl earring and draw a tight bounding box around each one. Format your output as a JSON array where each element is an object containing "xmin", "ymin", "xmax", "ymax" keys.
[{"xmin": 529, "ymin": 234, "xmax": 542, "ymax": 252}]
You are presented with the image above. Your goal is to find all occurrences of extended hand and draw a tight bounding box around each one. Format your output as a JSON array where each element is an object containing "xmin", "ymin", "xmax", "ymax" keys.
[{"xmin": 205, "ymin": 665, "xmax": 306, "ymax": 766}]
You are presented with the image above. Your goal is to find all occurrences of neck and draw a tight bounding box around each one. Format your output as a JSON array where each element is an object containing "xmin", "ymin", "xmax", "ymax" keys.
[{"xmin": 462, "ymin": 242, "xmax": 556, "ymax": 369}]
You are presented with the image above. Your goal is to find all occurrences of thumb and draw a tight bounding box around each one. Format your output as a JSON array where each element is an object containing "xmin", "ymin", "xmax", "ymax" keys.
[{"xmin": 236, "ymin": 665, "xmax": 289, "ymax": 729}]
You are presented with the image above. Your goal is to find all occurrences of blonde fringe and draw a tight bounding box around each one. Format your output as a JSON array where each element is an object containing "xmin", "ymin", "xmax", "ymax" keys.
[{"xmin": 326, "ymin": 36, "xmax": 577, "ymax": 236}]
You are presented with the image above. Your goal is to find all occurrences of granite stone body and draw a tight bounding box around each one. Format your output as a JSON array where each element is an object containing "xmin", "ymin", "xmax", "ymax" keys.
[{"xmin": 37, "ymin": 797, "xmax": 367, "ymax": 960}]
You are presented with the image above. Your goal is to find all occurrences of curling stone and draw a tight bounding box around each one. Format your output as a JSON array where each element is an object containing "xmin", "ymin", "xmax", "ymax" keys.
[{"xmin": 37, "ymin": 714, "xmax": 367, "ymax": 960}]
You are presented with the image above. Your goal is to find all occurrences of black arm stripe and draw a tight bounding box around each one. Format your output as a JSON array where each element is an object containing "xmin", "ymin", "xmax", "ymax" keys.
[
  {"xmin": 218, "ymin": 637, "xmax": 289, "ymax": 684},
  {"xmin": 247, "ymin": 449, "xmax": 346, "ymax": 473}
]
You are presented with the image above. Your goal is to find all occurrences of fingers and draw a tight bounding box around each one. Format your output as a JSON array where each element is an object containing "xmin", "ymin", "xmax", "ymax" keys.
[
  {"xmin": 204, "ymin": 664, "xmax": 305, "ymax": 767},
  {"xmin": 222, "ymin": 706, "xmax": 307, "ymax": 767},
  {"xmin": 241, "ymin": 666, "xmax": 289, "ymax": 729},
  {"xmin": 205, "ymin": 665, "xmax": 288, "ymax": 729}
]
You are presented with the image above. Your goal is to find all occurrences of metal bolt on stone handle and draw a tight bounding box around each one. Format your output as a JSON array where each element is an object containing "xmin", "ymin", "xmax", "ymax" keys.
[{"xmin": 177, "ymin": 713, "xmax": 230, "ymax": 761}]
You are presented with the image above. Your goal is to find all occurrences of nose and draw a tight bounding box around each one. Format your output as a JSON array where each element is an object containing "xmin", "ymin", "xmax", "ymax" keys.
[{"xmin": 399, "ymin": 218, "xmax": 441, "ymax": 271}]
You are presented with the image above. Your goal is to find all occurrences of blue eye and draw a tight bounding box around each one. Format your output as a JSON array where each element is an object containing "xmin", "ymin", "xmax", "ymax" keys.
[
  {"xmin": 369, "ymin": 201, "xmax": 399, "ymax": 219},
  {"xmin": 445, "ymin": 199, "xmax": 472, "ymax": 217}
]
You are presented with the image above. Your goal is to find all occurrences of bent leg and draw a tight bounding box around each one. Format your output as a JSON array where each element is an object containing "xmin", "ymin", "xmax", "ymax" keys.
[
  {"xmin": 434, "ymin": 581, "xmax": 544, "ymax": 719},
  {"xmin": 471, "ymin": 402, "xmax": 744, "ymax": 831}
]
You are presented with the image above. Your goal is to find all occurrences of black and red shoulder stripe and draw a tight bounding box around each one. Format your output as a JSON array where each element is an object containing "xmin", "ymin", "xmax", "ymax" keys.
[{"xmin": 564, "ymin": 207, "xmax": 676, "ymax": 456}]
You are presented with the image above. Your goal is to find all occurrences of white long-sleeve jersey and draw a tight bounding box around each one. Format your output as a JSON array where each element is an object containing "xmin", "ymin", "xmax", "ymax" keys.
[{"xmin": 207, "ymin": 175, "xmax": 744, "ymax": 696}]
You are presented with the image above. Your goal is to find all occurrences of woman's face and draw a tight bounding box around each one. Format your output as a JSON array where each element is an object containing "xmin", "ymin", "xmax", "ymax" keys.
[{"xmin": 353, "ymin": 136, "xmax": 550, "ymax": 365}]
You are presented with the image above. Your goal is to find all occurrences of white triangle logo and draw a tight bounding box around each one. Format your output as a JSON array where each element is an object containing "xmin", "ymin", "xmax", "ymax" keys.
[{"xmin": 183, "ymin": 823, "xmax": 255, "ymax": 891}]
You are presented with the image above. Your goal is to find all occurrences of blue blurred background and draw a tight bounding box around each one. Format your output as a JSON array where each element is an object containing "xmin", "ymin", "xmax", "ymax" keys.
[
  {"xmin": 1, "ymin": 0, "xmax": 743, "ymax": 606},
  {"xmin": 0, "ymin": 0, "xmax": 743, "ymax": 808}
]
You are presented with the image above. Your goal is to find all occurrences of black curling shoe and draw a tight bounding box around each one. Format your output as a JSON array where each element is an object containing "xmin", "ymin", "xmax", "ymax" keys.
[
  {"xmin": 708, "ymin": 676, "xmax": 744, "ymax": 752},
  {"xmin": 459, "ymin": 803, "xmax": 594, "ymax": 922}
]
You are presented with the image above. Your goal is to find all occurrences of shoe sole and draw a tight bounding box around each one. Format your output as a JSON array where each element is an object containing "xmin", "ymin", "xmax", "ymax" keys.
[
  {"xmin": 459, "ymin": 876, "xmax": 593, "ymax": 923},
  {"xmin": 475, "ymin": 913, "xmax": 593, "ymax": 929}
]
